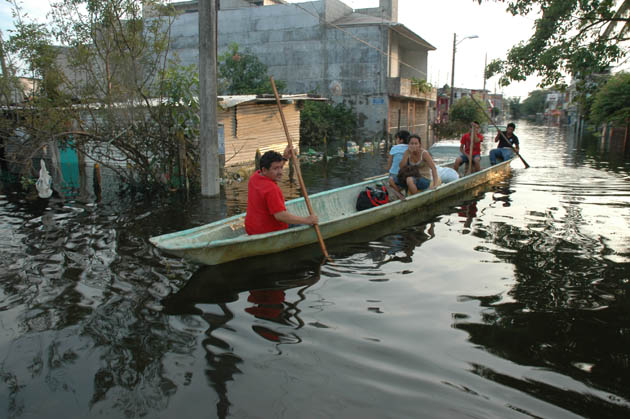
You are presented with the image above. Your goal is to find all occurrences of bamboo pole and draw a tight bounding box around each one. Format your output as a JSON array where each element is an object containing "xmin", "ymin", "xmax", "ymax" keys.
[
  {"xmin": 270, "ymin": 77, "xmax": 330, "ymax": 261},
  {"xmin": 470, "ymin": 96, "xmax": 530, "ymax": 168},
  {"xmin": 468, "ymin": 122, "xmax": 475, "ymax": 175}
]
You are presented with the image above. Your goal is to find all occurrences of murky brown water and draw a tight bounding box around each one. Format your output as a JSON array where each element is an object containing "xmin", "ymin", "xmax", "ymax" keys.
[{"xmin": 1, "ymin": 121, "xmax": 629, "ymax": 418}]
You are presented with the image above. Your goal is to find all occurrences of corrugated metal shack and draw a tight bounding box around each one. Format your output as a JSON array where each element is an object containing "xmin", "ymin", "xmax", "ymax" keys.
[{"xmin": 218, "ymin": 94, "xmax": 325, "ymax": 167}]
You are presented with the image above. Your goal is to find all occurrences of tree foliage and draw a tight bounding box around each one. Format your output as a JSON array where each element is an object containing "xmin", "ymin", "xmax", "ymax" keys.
[
  {"xmin": 520, "ymin": 89, "xmax": 548, "ymax": 116},
  {"xmin": 506, "ymin": 97, "xmax": 522, "ymax": 119},
  {"xmin": 432, "ymin": 96, "xmax": 488, "ymax": 139},
  {"xmin": 1, "ymin": 0, "xmax": 205, "ymax": 192},
  {"xmin": 449, "ymin": 96, "xmax": 488, "ymax": 125},
  {"xmin": 299, "ymin": 101, "xmax": 357, "ymax": 147},
  {"xmin": 218, "ymin": 43, "xmax": 285, "ymax": 95},
  {"xmin": 481, "ymin": 0, "xmax": 630, "ymax": 90},
  {"xmin": 590, "ymin": 72, "xmax": 630, "ymax": 124}
]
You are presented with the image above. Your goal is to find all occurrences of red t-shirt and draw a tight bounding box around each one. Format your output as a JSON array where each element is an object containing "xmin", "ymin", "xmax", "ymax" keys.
[
  {"xmin": 460, "ymin": 132, "xmax": 484, "ymax": 155},
  {"xmin": 245, "ymin": 170, "xmax": 288, "ymax": 235}
]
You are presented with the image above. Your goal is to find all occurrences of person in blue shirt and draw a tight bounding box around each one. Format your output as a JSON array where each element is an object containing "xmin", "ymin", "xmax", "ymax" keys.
[{"xmin": 387, "ymin": 130, "xmax": 410, "ymax": 193}]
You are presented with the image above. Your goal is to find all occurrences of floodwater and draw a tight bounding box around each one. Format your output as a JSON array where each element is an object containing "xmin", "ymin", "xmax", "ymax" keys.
[{"xmin": 1, "ymin": 121, "xmax": 629, "ymax": 418}]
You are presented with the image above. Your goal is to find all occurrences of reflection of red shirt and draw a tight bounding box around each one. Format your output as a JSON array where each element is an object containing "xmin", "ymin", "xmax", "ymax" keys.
[
  {"xmin": 458, "ymin": 203, "xmax": 478, "ymax": 218},
  {"xmin": 460, "ymin": 132, "xmax": 483, "ymax": 155},
  {"xmin": 245, "ymin": 290, "xmax": 286, "ymax": 320},
  {"xmin": 245, "ymin": 171, "xmax": 288, "ymax": 235}
]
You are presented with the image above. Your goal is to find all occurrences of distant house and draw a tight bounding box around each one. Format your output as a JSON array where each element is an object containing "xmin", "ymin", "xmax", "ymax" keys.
[
  {"xmin": 217, "ymin": 94, "xmax": 325, "ymax": 166},
  {"xmin": 1, "ymin": 77, "xmax": 38, "ymax": 105},
  {"xmin": 544, "ymin": 91, "xmax": 568, "ymax": 125},
  {"xmin": 148, "ymin": 0, "xmax": 437, "ymax": 141}
]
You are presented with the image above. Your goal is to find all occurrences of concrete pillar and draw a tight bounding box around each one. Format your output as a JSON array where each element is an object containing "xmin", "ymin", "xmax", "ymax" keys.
[
  {"xmin": 199, "ymin": 0, "xmax": 220, "ymax": 196},
  {"xmin": 380, "ymin": 0, "xmax": 398, "ymax": 22}
]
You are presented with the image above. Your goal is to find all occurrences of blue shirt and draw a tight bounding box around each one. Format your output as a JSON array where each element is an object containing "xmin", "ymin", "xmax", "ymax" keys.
[{"xmin": 389, "ymin": 144, "xmax": 408, "ymax": 175}]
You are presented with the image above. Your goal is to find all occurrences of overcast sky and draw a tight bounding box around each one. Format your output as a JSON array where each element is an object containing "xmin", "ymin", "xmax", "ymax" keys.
[
  {"xmin": 310, "ymin": 0, "xmax": 544, "ymax": 99},
  {"xmin": 1, "ymin": 0, "xmax": 544, "ymax": 99}
]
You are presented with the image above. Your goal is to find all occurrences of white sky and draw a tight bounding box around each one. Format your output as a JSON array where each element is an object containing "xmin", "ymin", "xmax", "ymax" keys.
[
  {"xmin": 1, "ymin": 0, "xmax": 544, "ymax": 99},
  {"xmin": 324, "ymin": 0, "xmax": 544, "ymax": 99}
]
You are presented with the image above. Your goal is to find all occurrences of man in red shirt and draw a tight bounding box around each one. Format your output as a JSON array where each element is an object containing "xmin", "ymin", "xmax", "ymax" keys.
[
  {"xmin": 245, "ymin": 147, "xmax": 318, "ymax": 235},
  {"xmin": 453, "ymin": 121, "xmax": 484, "ymax": 173}
]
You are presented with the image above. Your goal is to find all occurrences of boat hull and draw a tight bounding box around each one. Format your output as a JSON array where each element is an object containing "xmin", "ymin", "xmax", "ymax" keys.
[{"xmin": 150, "ymin": 157, "xmax": 512, "ymax": 265}]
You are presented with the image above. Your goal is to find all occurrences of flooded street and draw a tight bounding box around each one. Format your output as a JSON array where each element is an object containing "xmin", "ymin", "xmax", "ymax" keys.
[{"xmin": 1, "ymin": 121, "xmax": 629, "ymax": 418}]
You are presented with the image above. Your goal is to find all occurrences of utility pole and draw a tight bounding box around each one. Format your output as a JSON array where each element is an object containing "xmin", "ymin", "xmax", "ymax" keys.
[
  {"xmin": 450, "ymin": 33, "xmax": 479, "ymax": 111},
  {"xmin": 199, "ymin": 0, "xmax": 220, "ymax": 196},
  {"xmin": 483, "ymin": 52, "xmax": 488, "ymax": 100},
  {"xmin": 483, "ymin": 52, "xmax": 487, "ymax": 117},
  {"xmin": 449, "ymin": 33, "xmax": 456, "ymax": 108},
  {"xmin": 0, "ymin": 30, "xmax": 13, "ymax": 106}
]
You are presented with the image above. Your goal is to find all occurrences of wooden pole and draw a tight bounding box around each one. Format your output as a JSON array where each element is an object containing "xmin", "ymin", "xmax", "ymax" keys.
[
  {"xmin": 468, "ymin": 122, "xmax": 474, "ymax": 175},
  {"xmin": 470, "ymin": 96, "xmax": 530, "ymax": 168},
  {"xmin": 270, "ymin": 77, "xmax": 330, "ymax": 261}
]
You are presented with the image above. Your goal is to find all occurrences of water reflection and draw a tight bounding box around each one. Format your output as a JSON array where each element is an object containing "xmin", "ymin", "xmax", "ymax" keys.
[
  {"xmin": 2, "ymin": 121, "xmax": 630, "ymax": 418},
  {"xmin": 452, "ymin": 156, "xmax": 630, "ymax": 416},
  {"xmin": 163, "ymin": 260, "xmax": 321, "ymax": 418}
]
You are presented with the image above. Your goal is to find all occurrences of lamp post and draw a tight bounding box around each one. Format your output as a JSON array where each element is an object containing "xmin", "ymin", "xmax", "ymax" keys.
[{"xmin": 449, "ymin": 33, "xmax": 479, "ymax": 108}]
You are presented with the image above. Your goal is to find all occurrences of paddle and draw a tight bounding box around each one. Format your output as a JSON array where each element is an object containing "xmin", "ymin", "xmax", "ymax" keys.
[
  {"xmin": 467, "ymin": 124, "xmax": 475, "ymax": 175},
  {"xmin": 470, "ymin": 96, "xmax": 530, "ymax": 168},
  {"xmin": 270, "ymin": 77, "xmax": 330, "ymax": 261},
  {"xmin": 363, "ymin": 173, "xmax": 387, "ymax": 181}
]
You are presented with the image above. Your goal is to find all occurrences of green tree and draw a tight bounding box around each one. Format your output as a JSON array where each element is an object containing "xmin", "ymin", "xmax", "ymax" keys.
[
  {"xmin": 590, "ymin": 72, "xmax": 630, "ymax": 125},
  {"xmin": 506, "ymin": 97, "xmax": 522, "ymax": 119},
  {"xmin": 433, "ymin": 96, "xmax": 487, "ymax": 139},
  {"xmin": 218, "ymin": 43, "xmax": 286, "ymax": 95},
  {"xmin": 300, "ymin": 101, "xmax": 357, "ymax": 147},
  {"xmin": 2, "ymin": 0, "xmax": 206, "ymax": 191},
  {"xmin": 481, "ymin": 0, "xmax": 629, "ymax": 89},
  {"xmin": 520, "ymin": 89, "xmax": 548, "ymax": 116},
  {"xmin": 449, "ymin": 96, "xmax": 487, "ymax": 125}
]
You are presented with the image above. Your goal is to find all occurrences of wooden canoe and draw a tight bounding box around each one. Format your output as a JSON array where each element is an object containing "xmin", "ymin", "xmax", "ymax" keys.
[{"xmin": 149, "ymin": 156, "xmax": 512, "ymax": 265}]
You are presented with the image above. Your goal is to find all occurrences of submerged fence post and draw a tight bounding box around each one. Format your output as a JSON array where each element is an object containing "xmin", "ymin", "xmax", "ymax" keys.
[{"xmin": 93, "ymin": 163, "xmax": 102, "ymax": 202}]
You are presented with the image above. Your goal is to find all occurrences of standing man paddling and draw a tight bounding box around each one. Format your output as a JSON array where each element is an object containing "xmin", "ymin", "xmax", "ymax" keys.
[
  {"xmin": 245, "ymin": 146, "xmax": 318, "ymax": 235},
  {"xmin": 489, "ymin": 122, "xmax": 519, "ymax": 165},
  {"xmin": 453, "ymin": 121, "xmax": 484, "ymax": 173}
]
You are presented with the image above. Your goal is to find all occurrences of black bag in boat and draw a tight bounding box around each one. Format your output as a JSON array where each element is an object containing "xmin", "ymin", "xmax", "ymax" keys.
[{"xmin": 356, "ymin": 184, "xmax": 389, "ymax": 211}]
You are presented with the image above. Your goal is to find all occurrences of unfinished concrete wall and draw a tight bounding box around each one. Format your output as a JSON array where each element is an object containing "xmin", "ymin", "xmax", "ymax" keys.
[
  {"xmin": 221, "ymin": 0, "xmax": 256, "ymax": 9},
  {"xmin": 399, "ymin": 49, "xmax": 428, "ymax": 80},
  {"xmin": 388, "ymin": 31, "xmax": 399, "ymax": 78},
  {"xmin": 355, "ymin": 0, "xmax": 398, "ymax": 22},
  {"xmin": 158, "ymin": 0, "xmax": 414, "ymax": 137},
  {"xmin": 164, "ymin": 2, "xmax": 388, "ymax": 93},
  {"xmin": 221, "ymin": 2, "xmax": 326, "ymax": 93},
  {"xmin": 341, "ymin": 94, "xmax": 389, "ymax": 140},
  {"xmin": 323, "ymin": 21, "xmax": 389, "ymax": 137},
  {"xmin": 323, "ymin": 0, "xmax": 353, "ymax": 22},
  {"xmin": 323, "ymin": 24, "xmax": 387, "ymax": 95}
]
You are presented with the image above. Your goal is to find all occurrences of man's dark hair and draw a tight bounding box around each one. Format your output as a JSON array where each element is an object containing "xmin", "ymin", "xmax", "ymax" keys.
[
  {"xmin": 473, "ymin": 121, "xmax": 480, "ymax": 126},
  {"xmin": 507, "ymin": 122, "xmax": 516, "ymax": 129},
  {"xmin": 259, "ymin": 150, "xmax": 285, "ymax": 170},
  {"xmin": 395, "ymin": 130, "xmax": 411, "ymax": 144}
]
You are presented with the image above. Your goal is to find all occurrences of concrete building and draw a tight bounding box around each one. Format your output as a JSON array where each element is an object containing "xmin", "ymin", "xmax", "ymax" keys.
[
  {"xmin": 544, "ymin": 91, "xmax": 568, "ymax": 125},
  {"xmin": 0, "ymin": 77, "xmax": 38, "ymax": 105},
  {"xmin": 150, "ymin": 0, "xmax": 437, "ymax": 140}
]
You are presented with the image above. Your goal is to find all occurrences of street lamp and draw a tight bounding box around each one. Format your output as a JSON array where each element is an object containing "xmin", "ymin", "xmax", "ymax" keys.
[{"xmin": 449, "ymin": 33, "xmax": 479, "ymax": 107}]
